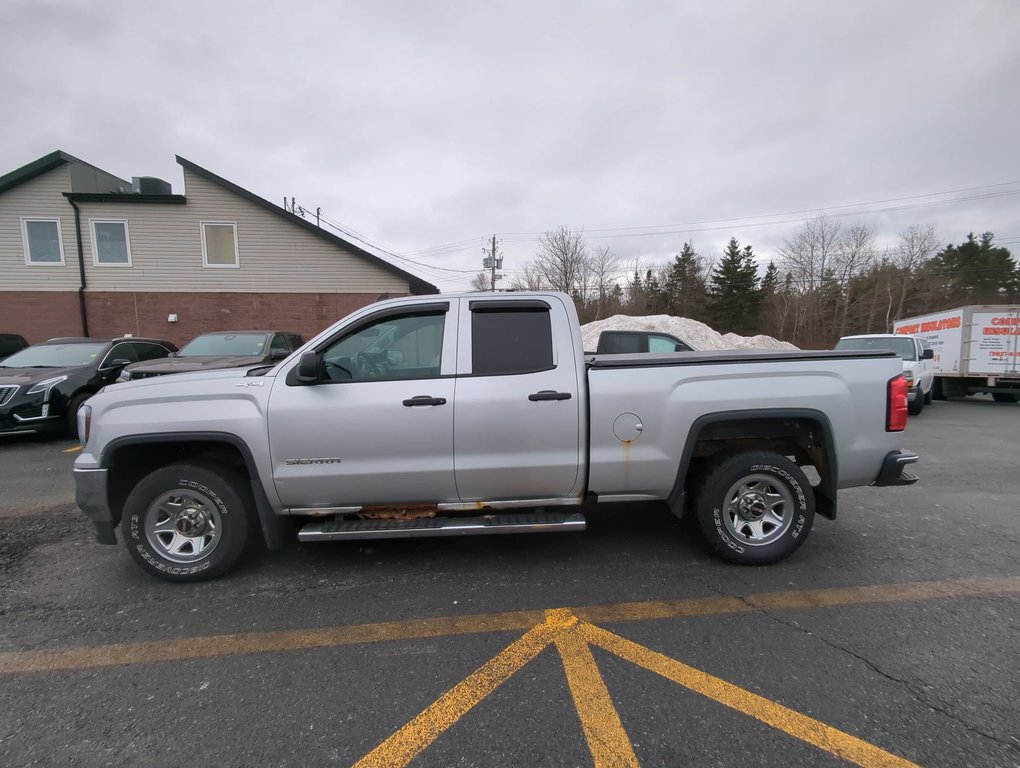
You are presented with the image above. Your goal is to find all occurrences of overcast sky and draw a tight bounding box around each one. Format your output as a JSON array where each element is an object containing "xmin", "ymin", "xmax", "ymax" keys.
[{"xmin": 3, "ymin": 0, "xmax": 1019, "ymax": 291}]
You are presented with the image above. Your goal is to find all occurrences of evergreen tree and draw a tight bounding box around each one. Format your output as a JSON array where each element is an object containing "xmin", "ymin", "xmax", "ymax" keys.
[
  {"xmin": 707, "ymin": 238, "xmax": 762, "ymax": 334},
  {"xmin": 663, "ymin": 241, "xmax": 707, "ymax": 320},
  {"xmin": 928, "ymin": 233, "xmax": 1017, "ymax": 304}
]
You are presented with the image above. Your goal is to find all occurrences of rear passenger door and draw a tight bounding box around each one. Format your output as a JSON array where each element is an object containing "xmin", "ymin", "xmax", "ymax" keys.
[{"xmin": 453, "ymin": 297, "xmax": 584, "ymax": 504}]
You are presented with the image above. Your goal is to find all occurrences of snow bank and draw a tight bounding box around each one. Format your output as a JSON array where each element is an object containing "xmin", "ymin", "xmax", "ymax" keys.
[{"xmin": 581, "ymin": 314, "xmax": 798, "ymax": 352}]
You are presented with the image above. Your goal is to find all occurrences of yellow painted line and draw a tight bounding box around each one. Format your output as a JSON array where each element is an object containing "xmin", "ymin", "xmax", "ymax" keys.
[
  {"xmin": 63, "ymin": 445, "xmax": 82, "ymax": 453},
  {"xmin": 1, "ymin": 577, "xmax": 1017, "ymax": 676},
  {"xmin": 580, "ymin": 622, "xmax": 920, "ymax": 768},
  {"xmin": 0, "ymin": 609, "xmax": 544, "ymax": 676},
  {"xmin": 552, "ymin": 609, "xmax": 639, "ymax": 768},
  {"xmin": 353, "ymin": 612, "xmax": 564, "ymax": 768}
]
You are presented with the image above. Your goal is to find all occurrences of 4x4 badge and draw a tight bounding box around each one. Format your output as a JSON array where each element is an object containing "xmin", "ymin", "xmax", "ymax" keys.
[{"xmin": 235, "ymin": 381, "xmax": 265, "ymax": 388}]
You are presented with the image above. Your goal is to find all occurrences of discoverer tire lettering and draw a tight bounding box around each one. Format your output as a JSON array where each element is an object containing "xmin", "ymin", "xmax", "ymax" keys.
[
  {"xmin": 122, "ymin": 463, "xmax": 250, "ymax": 583},
  {"xmin": 695, "ymin": 451, "xmax": 815, "ymax": 565}
]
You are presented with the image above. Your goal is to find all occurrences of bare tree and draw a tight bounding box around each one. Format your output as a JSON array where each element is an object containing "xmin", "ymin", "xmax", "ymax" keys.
[
  {"xmin": 832, "ymin": 221, "xmax": 876, "ymax": 337},
  {"xmin": 507, "ymin": 262, "xmax": 546, "ymax": 291},
  {"xmin": 891, "ymin": 224, "xmax": 939, "ymax": 321},
  {"xmin": 589, "ymin": 245, "xmax": 621, "ymax": 320},
  {"xmin": 534, "ymin": 227, "xmax": 588, "ymax": 295},
  {"xmin": 470, "ymin": 271, "xmax": 491, "ymax": 292}
]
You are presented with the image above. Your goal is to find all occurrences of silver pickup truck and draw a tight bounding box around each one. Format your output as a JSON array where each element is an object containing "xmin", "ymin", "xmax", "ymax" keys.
[{"xmin": 74, "ymin": 292, "xmax": 918, "ymax": 581}]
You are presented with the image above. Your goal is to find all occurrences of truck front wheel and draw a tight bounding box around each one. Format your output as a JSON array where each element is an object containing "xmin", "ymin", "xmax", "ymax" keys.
[
  {"xmin": 694, "ymin": 451, "xmax": 815, "ymax": 565},
  {"xmin": 122, "ymin": 463, "xmax": 250, "ymax": 582}
]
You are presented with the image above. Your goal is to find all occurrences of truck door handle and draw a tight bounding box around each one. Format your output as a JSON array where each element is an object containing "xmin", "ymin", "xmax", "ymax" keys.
[
  {"xmin": 402, "ymin": 396, "xmax": 447, "ymax": 407},
  {"xmin": 528, "ymin": 390, "xmax": 572, "ymax": 401}
]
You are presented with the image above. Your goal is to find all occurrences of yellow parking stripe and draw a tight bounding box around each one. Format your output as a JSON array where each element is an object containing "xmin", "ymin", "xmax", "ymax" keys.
[
  {"xmin": 63, "ymin": 445, "xmax": 82, "ymax": 453},
  {"xmin": 581, "ymin": 622, "xmax": 919, "ymax": 768},
  {"xmin": 353, "ymin": 614, "xmax": 561, "ymax": 768},
  {"xmin": 0, "ymin": 576, "xmax": 1016, "ymax": 676},
  {"xmin": 552, "ymin": 610, "xmax": 640, "ymax": 767}
]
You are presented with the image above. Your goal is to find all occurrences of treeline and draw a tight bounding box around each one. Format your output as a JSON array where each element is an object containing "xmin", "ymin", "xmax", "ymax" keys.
[{"xmin": 505, "ymin": 218, "xmax": 1019, "ymax": 347}]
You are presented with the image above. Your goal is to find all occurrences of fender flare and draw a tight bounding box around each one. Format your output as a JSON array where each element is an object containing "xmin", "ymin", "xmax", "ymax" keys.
[
  {"xmin": 101, "ymin": 432, "xmax": 289, "ymax": 551},
  {"xmin": 666, "ymin": 408, "xmax": 838, "ymax": 520}
]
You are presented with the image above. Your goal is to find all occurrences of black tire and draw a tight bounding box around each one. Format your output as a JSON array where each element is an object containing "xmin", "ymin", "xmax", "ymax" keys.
[
  {"xmin": 694, "ymin": 451, "xmax": 814, "ymax": 565},
  {"xmin": 122, "ymin": 463, "xmax": 251, "ymax": 582},
  {"xmin": 932, "ymin": 379, "xmax": 947, "ymax": 401},
  {"xmin": 907, "ymin": 393, "xmax": 924, "ymax": 416},
  {"xmin": 65, "ymin": 393, "xmax": 89, "ymax": 438},
  {"xmin": 992, "ymin": 393, "xmax": 1019, "ymax": 403},
  {"xmin": 923, "ymin": 386, "xmax": 933, "ymax": 405}
]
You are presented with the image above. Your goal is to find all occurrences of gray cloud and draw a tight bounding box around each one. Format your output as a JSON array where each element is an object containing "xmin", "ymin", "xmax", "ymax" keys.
[{"xmin": 2, "ymin": 0, "xmax": 1018, "ymax": 290}]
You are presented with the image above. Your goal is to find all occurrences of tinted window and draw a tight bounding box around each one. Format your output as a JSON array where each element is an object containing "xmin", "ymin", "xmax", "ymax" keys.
[
  {"xmin": 322, "ymin": 311, "xmax": 445, "ymax": 382},
  {"xmin": 649, "ymin": 335, "xmax": 683, "ymax": 353},
  {"xmin": 472, "ymin": 308, "xmax": 553, "ymax": 375},
  {"xmin": 133, "ymin": 342, "xmax": 173, "ymax": 362},
  {"xmin": 287, "ymin": 334, "xmax": 303, "ymax": 350},
  {"xmin": 104, "ymin": 343, "xmax": 140, "ymax": 365},
  {"xmin": 270, "ymin": 334, "xmax": 290, "ymax": 354}
]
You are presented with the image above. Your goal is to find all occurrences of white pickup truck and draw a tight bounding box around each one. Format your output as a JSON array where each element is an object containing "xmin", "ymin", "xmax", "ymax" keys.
[{"xmin": 74, "ymin": 292, "xmax": 918, "ymax": 581}]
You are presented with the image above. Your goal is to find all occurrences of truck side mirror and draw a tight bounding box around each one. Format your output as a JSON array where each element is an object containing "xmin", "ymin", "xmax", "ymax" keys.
[
  {"xmin": 923, "ymin": 349, "xmax": 934, "ymax": 359},
  {"xmin": 296, "ymin": 352, "xmax": 320, "ymax": 384}
]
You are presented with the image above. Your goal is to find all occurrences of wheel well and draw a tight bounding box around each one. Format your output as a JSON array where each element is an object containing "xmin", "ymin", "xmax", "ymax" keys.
[
  {"xmin": 107, "ymin": 440, "xmax": 250, "ymax": 530},
  {"xmin": 672, "ymin": 414, "xmax": 837, "ymax": 520}
]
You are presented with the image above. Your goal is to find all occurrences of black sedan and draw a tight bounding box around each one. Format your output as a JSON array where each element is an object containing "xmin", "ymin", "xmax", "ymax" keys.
[
  {"xmin": 119, "ymin": 331, "xmax": 303, "ymax": 381},
  {"xmin": 0, "ymin": 336, "xmax": 177, "ymax": 437}
]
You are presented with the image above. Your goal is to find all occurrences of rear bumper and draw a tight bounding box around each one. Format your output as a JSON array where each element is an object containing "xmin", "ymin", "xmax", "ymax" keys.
[
  {"xmin": 74, "ymin": 467, "xmax": 117, "ymax": 544},
  {"xmin": 873, "ymin": 450, "xmax": 919, "ymax": 486}
]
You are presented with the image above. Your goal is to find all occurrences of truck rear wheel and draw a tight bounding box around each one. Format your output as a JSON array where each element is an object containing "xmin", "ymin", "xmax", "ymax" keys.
[
  {"xmin": 992, "ymin": 393, "xmax": 1018, "ymax": 403},
  {"xmin": 694, "ymin": 451, "xmax": 814, "ymax": 565},
  {"xmin": 122, "ymin": 463, "xmax": 250, "ymax": 582}
]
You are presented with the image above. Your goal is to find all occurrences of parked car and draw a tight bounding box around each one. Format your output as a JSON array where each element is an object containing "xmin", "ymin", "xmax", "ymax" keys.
[
  {"xmin": 0, "ymin": 336, "xmax": 177, "ymax": 437},
  {"xmin": 119, "ymin": 331, "xmax": 304, "ymax": 381},
  {"xmin": 593, "ymin": 329, "xmax": 695, "ymax": 354},
  {"xmin": 834, "ymin": 333, "xmax": 934, "ymax": 415},
  {"xmin": 0, "ymin": 333, "xmax": 28, "ymax": 361}
]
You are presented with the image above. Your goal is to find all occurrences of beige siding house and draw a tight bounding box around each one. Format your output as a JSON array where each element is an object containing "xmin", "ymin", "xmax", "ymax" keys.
[{"xmin": 0, "ymin": 151, "xmax": 437, "ymax": 344}]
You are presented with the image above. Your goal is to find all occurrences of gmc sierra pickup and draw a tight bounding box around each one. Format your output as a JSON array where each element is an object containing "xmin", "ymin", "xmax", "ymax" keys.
[{"xmin": 74, "ymin": 292, "xmax": 918, "ymax": 581}]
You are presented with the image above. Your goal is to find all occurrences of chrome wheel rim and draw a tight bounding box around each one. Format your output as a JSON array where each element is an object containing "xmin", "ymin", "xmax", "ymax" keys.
[
  {"xmin": 721, "ymin": 473, "xmax": 794, "ymax": 546},
  {"xmin": 144, "ymin": 489, "xmax": 223, "ymax": 564}
]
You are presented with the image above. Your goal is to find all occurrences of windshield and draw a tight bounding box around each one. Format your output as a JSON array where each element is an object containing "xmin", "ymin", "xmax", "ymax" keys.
[
  {"xmin": 178, "ymin": 333, "xmax": 269, "ymax": 357},
  {"xmin": 835, "ymin": 336, "xmax": 917, "ymax": 361},
  {"xmin": 0, "ymin": 342, "xmax": 108, "ymax": 368}
]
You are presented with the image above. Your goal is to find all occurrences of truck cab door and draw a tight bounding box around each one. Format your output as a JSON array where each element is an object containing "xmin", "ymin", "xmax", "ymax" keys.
[
  {"xmin": 268, "ymin": 301, "xmax": 458, "ymax": 509},
  {"xmin": 452, "ymin": 297, "xmax": 584, "ymax": 505}
]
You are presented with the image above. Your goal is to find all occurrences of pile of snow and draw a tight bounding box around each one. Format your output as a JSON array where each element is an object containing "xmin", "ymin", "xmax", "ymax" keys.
[{"xmin": 581, "ymin": 314, "xmax": 799, "ymax": 352}]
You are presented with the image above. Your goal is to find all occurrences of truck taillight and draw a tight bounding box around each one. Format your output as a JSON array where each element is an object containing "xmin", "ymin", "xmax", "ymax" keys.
[{"xmin": 887, "ymin": 375, "xmax": 908, "ymax": 431}]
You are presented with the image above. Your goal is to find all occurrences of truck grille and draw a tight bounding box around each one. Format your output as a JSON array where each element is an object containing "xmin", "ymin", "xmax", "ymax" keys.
[{"xmin": 0, "ymin": 385, "xmax": 18, "ymax": 406}]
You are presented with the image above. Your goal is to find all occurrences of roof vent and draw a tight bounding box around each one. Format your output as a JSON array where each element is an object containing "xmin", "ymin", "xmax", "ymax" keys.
[{"xmin": 132, "ymin": 176, "xmax": 172, "ymax": 194}]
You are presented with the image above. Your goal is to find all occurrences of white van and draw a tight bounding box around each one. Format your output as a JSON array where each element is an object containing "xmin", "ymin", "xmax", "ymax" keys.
[{"xmin": 835, "ymin": 334, "xmax": 934, "ymax": 415}]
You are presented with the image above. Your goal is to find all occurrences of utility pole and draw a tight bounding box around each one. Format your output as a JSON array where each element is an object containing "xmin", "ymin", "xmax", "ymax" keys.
[{"xmin": 482, "ymin": 234, "xmax": 503, "ymax": 291}]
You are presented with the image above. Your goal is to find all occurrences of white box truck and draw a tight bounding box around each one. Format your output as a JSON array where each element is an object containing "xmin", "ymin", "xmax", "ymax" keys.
[{"xmin": 892, "ymin": 305, "xmax": 1020, "ymax": 402}]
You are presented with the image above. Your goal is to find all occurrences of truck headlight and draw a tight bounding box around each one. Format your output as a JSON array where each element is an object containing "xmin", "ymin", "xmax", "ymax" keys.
[
  {"xmin": 77, "ymin": 404, "xmax": 92, "ymax": 447},
  {"xmin": 117, "ymin": 369, "xmax": 131, "ymax": 382},
  {"xmin": 27, "ymin": 375, "xmax": 68, "ymax": 397}
]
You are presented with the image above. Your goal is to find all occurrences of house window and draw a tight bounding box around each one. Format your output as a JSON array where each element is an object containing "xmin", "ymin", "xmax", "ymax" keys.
[
  {"xmin": 21, "ymin": 218, "xmax": 65, "ymax": 265},
  {"xmin": 90, "ymin": 220, "xmax": 132, "ymax": 266},
  {"xmin": 201, "ymin": 222, "xmax": 239, "ymax": 268}
]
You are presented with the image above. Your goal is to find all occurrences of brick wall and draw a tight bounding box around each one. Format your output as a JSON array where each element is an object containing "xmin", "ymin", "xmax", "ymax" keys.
[{"xmin": 0, "ymin": 291, "xmax": 406, "ymax": 346}]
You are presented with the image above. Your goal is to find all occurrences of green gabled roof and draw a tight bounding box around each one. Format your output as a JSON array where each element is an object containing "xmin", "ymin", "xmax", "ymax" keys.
[{"xmin": 0, "ymin": 150, "xmax": 74, "ymax": 194}]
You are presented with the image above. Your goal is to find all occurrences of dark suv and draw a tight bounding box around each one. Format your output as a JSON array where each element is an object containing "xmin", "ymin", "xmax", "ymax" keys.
[
  {"xmin": 0, "ymin": 336, "xmax": 177, "ymax": 437},
  {"xmin": 119, "ymin": 331, "xmax": 304, "ymax": 381},
  {"xmin": 0, "ymin": 334, "xmax": 28, "ymax": 361}
]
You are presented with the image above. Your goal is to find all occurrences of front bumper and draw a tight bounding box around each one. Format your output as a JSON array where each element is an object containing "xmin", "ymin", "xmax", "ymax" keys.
[
  {"xmin": 74, "ymin": 467, "xmax": 117, "ymax": 544},
  {"xmin": 874, "ymin": 450, "xmax": 919, "ymax": 486}
]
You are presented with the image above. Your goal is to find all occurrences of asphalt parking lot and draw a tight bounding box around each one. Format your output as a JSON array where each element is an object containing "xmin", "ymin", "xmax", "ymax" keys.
[{"xmin": 1, "ymin": 398, "xmax": 1018, "ymax": 767}]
